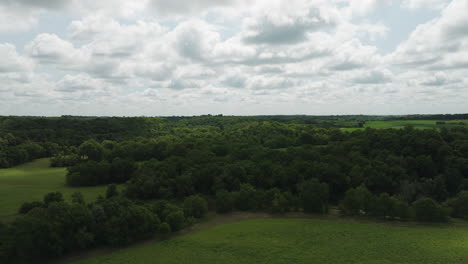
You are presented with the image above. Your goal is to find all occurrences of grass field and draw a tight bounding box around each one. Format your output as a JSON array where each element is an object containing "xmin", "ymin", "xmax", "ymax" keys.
[
  {"xmin": 341, "ymin": 120, "xmax": 467, "ymax": 131},
  {"xmin": 0, "ymin": 158, "xmax": 108, "ymax": 220},
  {"xmin": 73, "ymin": 218, "xmax": 468, "ymax": 264}
]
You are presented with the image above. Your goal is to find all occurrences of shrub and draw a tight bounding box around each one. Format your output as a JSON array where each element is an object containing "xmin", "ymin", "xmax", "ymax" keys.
[
  {"xmin": 159, "ymin": 222, "xmax": 171, "ymax": 235},
  {"xmin": 412, "ymin": 197, "xmax": 449, "ymax": 222},
  {"xmin": 18, "ymin": 201, "xmax": 44, "ymax": 214},
  {"xmin": 215, "ymin": 190, "xmax": 234, "ymax": 214},
  {"xmin": 183, "ymin": 195, "xmax": 208, "ymax": 218},
  {"xmin": 448, "ymin": 191, "xmax": 468, "ymax": 219}
]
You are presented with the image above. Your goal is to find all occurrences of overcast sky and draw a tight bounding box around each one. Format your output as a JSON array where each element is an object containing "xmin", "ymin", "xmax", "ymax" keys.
[{"xmin": 0, "ymin": 0, "xmax": 467, "ymax": 116}]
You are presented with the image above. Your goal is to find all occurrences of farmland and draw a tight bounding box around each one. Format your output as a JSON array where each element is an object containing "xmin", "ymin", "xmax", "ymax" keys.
[
  {"xmin": 0, "ymin": 158, "xmax": 107, "ymax": 220},
  {"xmin": 72, "ymin": 217, "xmax": 468, "ymax": 264}
]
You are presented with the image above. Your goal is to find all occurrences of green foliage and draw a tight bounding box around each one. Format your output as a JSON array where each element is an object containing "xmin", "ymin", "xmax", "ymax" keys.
[
  {"xmin": 71, "ymin": 192, "xmax": 85, "ymax": 204},
  {"xmin": 339, "ymin": 186, "xmax": 373, "ymax": 216},
  {"xmin": 300, "ymin": 179, "xmax": 329, "ymax": 214},
  {"xmin": 412, "ymin": 198, "xmax": 449, "ymax": 222},
  {"xmin": 215, "ymin": 190, "xmax": 234, "ymax": 214},
  {"xmin": 43, "ymin": 192, "xmax": 64, "ymax": 206},
  {"xmin": 448, "ymin": 191, "xmax": 468, "ymax": 219},
  {"xmin": 106, "ymin": 184, "xmax": 119, "ymax": 199},
  {"xmin": 166, "ymin": 211, "xmax": 185, "ymax": 232},
  {"xmin": 159, "ymin": 222, "xmax": 171, "ymax": 235},
  {"xmin": 79, "ymin": 140, "xmax": 104, "ymax": 161},
  {"xmin": 18, "ymin": 201, "xmax": 44, "ymax": 214},
  {"xmin": 234, "ymin": 184, "xmax": 258, "ymax": 211},
  {"xmin": 183, "ymin": 195, "xmax": 208, "ymax": 219}
]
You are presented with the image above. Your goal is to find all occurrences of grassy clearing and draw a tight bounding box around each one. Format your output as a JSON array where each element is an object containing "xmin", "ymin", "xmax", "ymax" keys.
[
  {"xmin": 73, "ymin": 217, "xmax": 468, "ymax": 264},
  {"xmin": 0, "ymin": 158, "xmax": 107, "ymax": 220},
  {"xmin": 341, "ymin": 120, "xmax": 467, "ymax": 131}
]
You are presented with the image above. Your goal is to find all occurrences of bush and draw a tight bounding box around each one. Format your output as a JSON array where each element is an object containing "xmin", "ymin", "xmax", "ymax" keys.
[
  {"xmin": 448, "ymin": 191, "xmax": 468, "ymax": 219},
  {"xmin": 43, "ymin": 192, "xmax": 64, "ymax": 206},
  {"xmin": 412, "ymin": 197, "xmax": 449, "ymax": 222},
  {"xmin": 166, "ymin": 211, "xmax": 185, "ymax": 232},
  {"xmin": 183, "ymin": 195, "xmax": 208, "ymax": 218},
  {"xmin": 215, "ymin": 190, "xmax": 234, "ymax": 214},
  {"xmin": 234, "ymin": 184, "xmax": 257, "ymax": 211},
  {"xmin": 106, "ymin": 184, "xmax": 119, "ymax": 199},
  {"xmin": 339, "ymin": 186, "xmax": 373, "ymax": 216},
  {"xmin": 159, "ymin": 222, "xmax": 171, "ymax": 235},
  {"xmin": 18, "ymin": 201, "xmax": 44, "ymax": 214}
]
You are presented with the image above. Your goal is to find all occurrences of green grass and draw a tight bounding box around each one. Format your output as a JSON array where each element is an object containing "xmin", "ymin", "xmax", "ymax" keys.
[
  {"xmin": 0, "ymin": 158, "xmax": 108, "ymax": 219},
  {"xmin": 73, "ymin": 218, "xmax": 468, "ymax": 264},
  {"xmin": 341, "ymin": 120, "xmax": 467, "ymax": 131}
]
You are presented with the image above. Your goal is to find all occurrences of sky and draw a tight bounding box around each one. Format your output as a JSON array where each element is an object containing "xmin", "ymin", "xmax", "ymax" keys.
[{"xmin": 0, "ymin": 0, "xmax": 467, "ymax": 116}]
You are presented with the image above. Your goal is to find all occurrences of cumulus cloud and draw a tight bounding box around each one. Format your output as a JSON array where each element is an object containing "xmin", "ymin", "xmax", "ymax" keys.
[
  {"xmin": 242, "ymin": 0, "xmax": 339, "ymax": 45},
  {"xmin": 149, "ymin": 0, "xmax": 238, "ymax": 15},
  {"xmin": 55, "ymin": 73, "xmax": 105, "ymax": 92},
  {"xmin": 26, "ymin": 33, "xmax": 85, "ymax": 65},
  {"xmin": 401, "ymin": 0, "xmax": 450, "ymax": 10},
  {"xmin": 0, "ymin": 44, "xmax": 33, "ymax": 72},
  {"xmin": 1, "ymin": 0, "xmax": 467, "ymax": 115},
  {"xmin": 352, "ymin": 69, "xmax": 393, "ymax": 84},
  {"xmin": 392, "ymin": 0, "xmax": 468, "ymax": 70}
]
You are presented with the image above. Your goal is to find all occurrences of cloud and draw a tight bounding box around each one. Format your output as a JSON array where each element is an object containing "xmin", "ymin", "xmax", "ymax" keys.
[
  {"xmin": 26, "ymin": 33, "xmax": 85, "ymax": 65},
  {"xmin": 55, "ymin": 73, "xmax": 104, "ymax": 92},
  {"xmin": 0, "ymin": 4, "xmax": 39, "ymax": 32},
  {"xmin": 149, "ymin": 0, "xmax": 238, "ymax": 15},
  {"xmin": 401, "ymin": 0, "xmax": 450, "ymax": 10},
  {"xmin": 0, "ymin": 44, "xmax": 33, "ymax": 72},
  {"xmin": 242, "ymin": 1, "xmax": 338, "ymax": 45},
  {"xmin": 392, "ymin": 0, "xmax": 468, "ymax": 70},
  {"xmin": 352, "ymin": 69, "xmax": 393, "ymax": 84},
  {"xmin": 173, "ymin": 20, "xmax": 221, "ymax": 60}
]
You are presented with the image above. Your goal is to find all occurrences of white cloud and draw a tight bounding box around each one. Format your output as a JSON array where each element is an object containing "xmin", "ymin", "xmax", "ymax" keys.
[
  {"xmin": 0, "ymin": 43, "xmax": 33, "ymax": 72},
  {"xmin": 26, "ymin": 33, "xmax": 85, "ymax": 65},
  {"xmin": 1, "ymin": 0, "xmax": 467, "ymax": 115},
  {"xmin": 401, "ymin": 0, "xmax": 450, "ymax": 10},
  {"xmin": 242, "ymin": 0, "xmax": 339, "ymax": 45},
  {"xmin": 392, "ymin": 0, "xmax": 468, "ymax": 69}
]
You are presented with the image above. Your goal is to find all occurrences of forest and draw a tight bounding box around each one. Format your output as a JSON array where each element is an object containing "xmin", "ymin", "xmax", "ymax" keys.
[{"xmin": 1, "ymin": 115, "xmax": 468, "ymax": 263}]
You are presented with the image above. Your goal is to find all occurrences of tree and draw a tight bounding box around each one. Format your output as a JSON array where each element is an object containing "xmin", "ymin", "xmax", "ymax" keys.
[
  {"xmin": 43, "ymin": 192, "xmax": 64, "ymax": 206},
  {"xmin": 106, "ymin": 184, "xmax": 119, "ymax": 199},
  {"xmin": 300, "ymin": 179, "xmax": 329, "ymax": 214},
  {"xmin": 234, "ymin": 183, "xmax": 257, "ymax": 211},
  {"xmin": 71, "ymin": 192, "xmax": 85, "ymax": 204},
  {"xmin": 412, "ymin": 197, "xmax": 449, "ymax": 222},
  {"xmin": 79, "ymin": 139, "xmax": 104, "ymax": 161},
  {"xmin": 339, "ymin": 186, "xmax": 373, "ymax": 216},
  {"xmin": 215, "ymin": 190, "xmax": 234, "ymax": 214},
  {"xmin": 18, "ymin": 201, "xmax": 44, "ymax": 214},
  {"xmin": 183, "ymin": 195, "xmax": 208, "ymax": 219},
  {"xmin": 166, "ymin": 211, "xmax": 185, "ymax": 232},
  {"xmin": 448, "ymin": 191, "xmax": 468, "ymax": 219},
  {"xmin": 159, "ymin": 222, "xmax": 171, "ymax": 235}
]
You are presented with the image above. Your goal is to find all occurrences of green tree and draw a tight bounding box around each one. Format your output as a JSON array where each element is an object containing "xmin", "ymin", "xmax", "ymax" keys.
[
  {"xmin": 412, "ymin": 197, "xmax": 449, "ymax": 222},
  {"xmin": 215, "ymin": 190, "xmax": 234, "ymax": 214},
  {"xmin": 79, "ymin": 139, "xmax": 104, "ymax": 161},
  {"xmin": 183, "ymin": 195, "xmax": 208, "ymax": 218},
  {"xmin": 300, "ymin": 179, "xmax": 329, "ymax": 214},
  {"xmin": 339, "ymin": 186, "xmax": 373, "ymax": 216}
]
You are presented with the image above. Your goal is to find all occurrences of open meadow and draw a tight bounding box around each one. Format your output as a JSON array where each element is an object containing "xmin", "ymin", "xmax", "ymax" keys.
[
  {"xmin": 0, "ymin": 158, "xmax": 107, "ymax": 220},
  {"xmin": 72, "ymin": 218, "xmax": 468, "ymax": 264}
]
